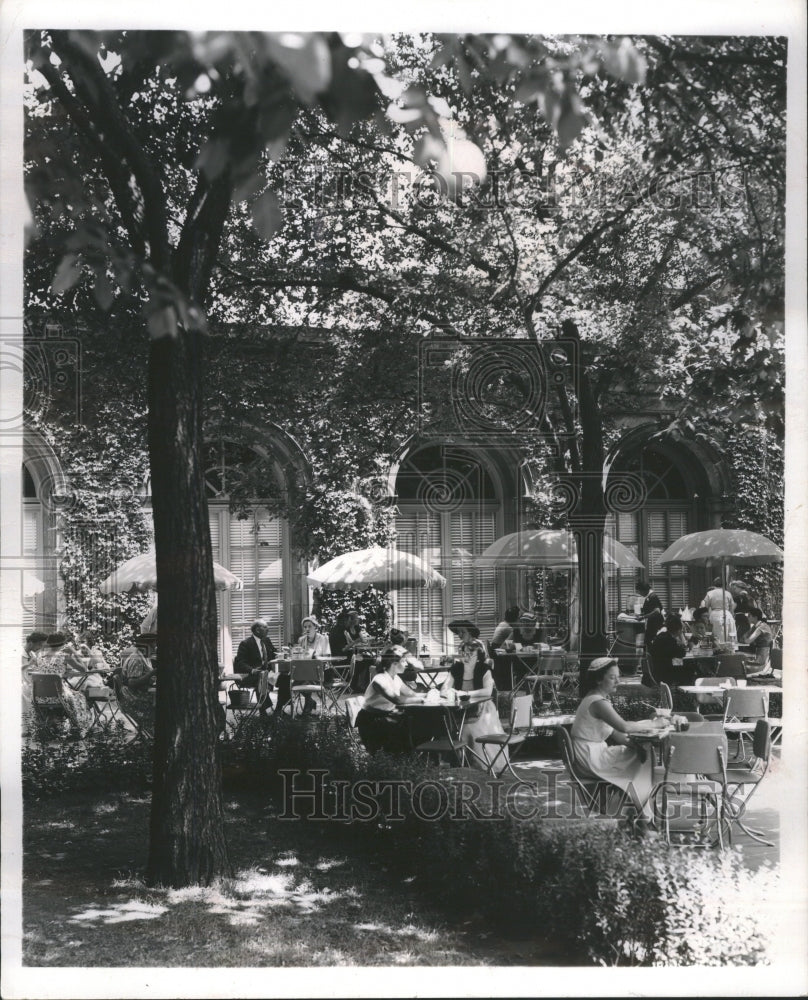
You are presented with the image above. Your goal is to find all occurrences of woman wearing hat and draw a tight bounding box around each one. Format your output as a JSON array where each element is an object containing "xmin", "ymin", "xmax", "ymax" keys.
[
  {"xmin": 571, "ymin": 657, "xmax": 667, "ymax": 823},
  {"xmin": 279, "ymin": 616, "xmax": 332, "ymax": 715},
  {"xmin": 35, "ymin": 633, "xmax": 93, "ymax": 736}
]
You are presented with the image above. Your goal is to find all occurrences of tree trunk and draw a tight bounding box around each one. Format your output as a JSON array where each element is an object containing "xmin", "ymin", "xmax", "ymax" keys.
[
  {"xmin": 145, "ymin": 325, "xmax": 230, "ymax": 888},
  {"xmin": 559, "ymin": 320, "xmax": 608, "ymax": 685}
]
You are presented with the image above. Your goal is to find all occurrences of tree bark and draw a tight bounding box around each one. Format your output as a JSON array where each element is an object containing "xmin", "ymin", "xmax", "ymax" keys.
[
  {"xmin": 145, "ymin": 175, "xmax": 234, "ymax": 889},
  {"xmin": 145, "ymin": 323, "xmax": 230, "ymax": 887},
  {"xmin": 560, "ymin": 320, "xmax": 607, "ymax": 681}
]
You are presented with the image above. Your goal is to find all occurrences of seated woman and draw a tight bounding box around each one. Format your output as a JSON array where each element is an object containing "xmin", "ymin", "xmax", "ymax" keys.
[
  {"xmin": 35, "ymin": 633, "xmax": 94, "ymax": 736},
  {"xmin": 440, "ymin": 639, "xmax": 508, "ymax": 774},
  {"xmin": 490, "ymin": 606, "xmax": 520, "ymax": 650},
  {"xmin": 119, "ymin": 639, "xmax": 156, "ymax": 734},
  {"xmin": 276, "ymin": 616, "xmax": 331, "ymax": 715},
  {"xmin": 649, "ymin": 614, "xmax": 693, "ymax": 686},
  {"xmin": 571, "ymin": 657, "xmax": 667, "ymax": 822},
  {"xmin": 75, "ymin": 630, "xmax": 109, "ymax": 688},
  {"xmin": 330, "ymin": 610, "xmax": 374, "ymax": 692},
  {"xmin": 743, "ymin": 607, "xmax": 774, "ymax": 678},
  {"xmin": 356, "ymin": 645, "xmax": 424, "ymax": 754},
  {"xmin": 686, "ymin": 607, "xmax": 710, "ymax": 646}
]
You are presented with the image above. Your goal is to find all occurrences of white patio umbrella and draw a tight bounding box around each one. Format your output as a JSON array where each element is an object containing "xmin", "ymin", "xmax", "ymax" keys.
[
  {"xmin": 257, "ymin": 557, "xmax": 284, "ymax": 581},
  {"xmin": 473, "ymin": 529, "xmax": 644, "ymax": 571},
  {"xmin": 307, "ymin": 546, "xmax": 447, "ymax": 592},
  {"xmin": 307, "ymin": 546, "xmax": 446, "ymax": 646},
  {"xmin": 99, "ymin": 546, "xmax": 244, "ymax": 594},
  {"xmin": 658, "ymin": 529, "xmax": 783, "ymax": 642},
  {"xmin": 23, "ymin": 571, "xmax": 46, "ymax": 597}
]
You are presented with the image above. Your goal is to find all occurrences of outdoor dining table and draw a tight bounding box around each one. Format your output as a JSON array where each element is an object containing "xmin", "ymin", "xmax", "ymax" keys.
[
  {"xmin": 404, "ymin": 661, "xmax": 452, "ymax": 689},
  {"xmin": 678, "ymin": 683, "xmax": 782, "ymax": 696},
  {"xmin": 530, "ymin": 712, "xmax": 576, "ymax": 730},
  {"xmin": 399, "ymin": 690, "xmax": 490, "ymax": 755},
  {"xmin": 492, "ymin": 647, "xmax": 563, "ymax": 693}
]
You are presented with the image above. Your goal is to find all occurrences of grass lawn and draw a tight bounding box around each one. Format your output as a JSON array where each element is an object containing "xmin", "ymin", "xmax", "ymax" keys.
[{"xmin": 23, "ymin": 789, "xmax": 561, "ymax": 967}]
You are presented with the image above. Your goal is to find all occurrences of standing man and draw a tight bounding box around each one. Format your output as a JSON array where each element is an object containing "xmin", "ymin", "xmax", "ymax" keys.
[
  {"xmin": 636, "ymin": 580, "xmax": 664, "ymax": 651},
  {"xmin": 234, "ymin": 619, "xmax": 277, "ymax": 716}
]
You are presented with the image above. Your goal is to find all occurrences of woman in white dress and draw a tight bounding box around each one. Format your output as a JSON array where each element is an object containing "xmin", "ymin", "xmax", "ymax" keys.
[
  {"xmin": 700, "ymin": 577, "xmax": 737, "ymax": 647},
  {"xmin": 441, "ymin": 639, "xmax": 508, "ymax": 774},
  {"xmin": 571, "ymin": 657, "xmax": 666, "ymax": 821}
]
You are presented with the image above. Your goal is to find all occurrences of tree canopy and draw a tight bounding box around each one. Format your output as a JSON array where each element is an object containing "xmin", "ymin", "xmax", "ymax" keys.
[{"xmin": 24, "ymin": 30, "xmax": 785, "ymax": 885}]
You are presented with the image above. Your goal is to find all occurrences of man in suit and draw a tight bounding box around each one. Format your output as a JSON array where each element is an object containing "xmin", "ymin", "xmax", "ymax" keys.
[{"xmin": 234, "ymin": 619, "xmax": 277, "ymax": 715}]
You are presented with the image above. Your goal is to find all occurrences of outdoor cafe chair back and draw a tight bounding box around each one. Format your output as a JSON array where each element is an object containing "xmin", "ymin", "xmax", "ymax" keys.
[
  {"xmin": 723, "ymin": 687, "xmax": 770, "ymax": 761},
  {"xmin": 343, "ymin": 695, "xmax": 365, "ymax": 749},
  {"xmin": 693, "ymin": 676, "xmax": 735, "ymax": 716},
  {"xmin": 714, "ymin": 653, "xmax": 748, "ymax": 681},
  {"xmin": 724, "ymin": 720, "xmax": 774, "ymax": 847},
  {"xmin": 289, "ymin": 659, "xmax": 325, "ymax": 715},
  {"xmin": 658, "ymin": 731, "xmax": 730, "ymax": 850},
  {"xmin": 533, "ymin": 651, "xmax": 565, "ymax": 710},
  {"xmin": 556, "ymin": 726, "xmax": 618, "ymax": 818},
  {"xmin": 474, "ymin": 693, "xmax": 533, "ymax": 779},
  {"xmin": 30, "ymin": 672, "xmax": 68, "ymax": 729}
]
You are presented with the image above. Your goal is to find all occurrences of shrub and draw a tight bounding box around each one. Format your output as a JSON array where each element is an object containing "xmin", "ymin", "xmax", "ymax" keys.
[
  {"xmin": 22, "ymin": 730, "xmax": 153, "ymax": 800},
  {"xmin": 253, "ymin": 716, "xmax": 779, "ymax": 966}
]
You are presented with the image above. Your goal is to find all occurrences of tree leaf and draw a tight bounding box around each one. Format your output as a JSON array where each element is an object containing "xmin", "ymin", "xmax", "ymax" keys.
[
  {"xmin": 92, "ymin": 271, "xmax": 114, "ymax": 311},
  {"xmin": 195, "ymin": 138, "xmax": 230, "ymax": 180},
  {"xmin": 264, "ymin": 33, "xmax": 331, "ymax": 104},
  {"xmin": 51, "ymin": 253, "xmax": 81, "ymax": 294},
  {"xmin": 251, "ymin": 188, "xmax": 283, "ymax": 240}
]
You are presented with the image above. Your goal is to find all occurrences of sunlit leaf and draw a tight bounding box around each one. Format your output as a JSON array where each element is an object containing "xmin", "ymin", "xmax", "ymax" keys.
[{"xmin": 251, "ymin": 188, "xmax": 283, "ymax": 240}]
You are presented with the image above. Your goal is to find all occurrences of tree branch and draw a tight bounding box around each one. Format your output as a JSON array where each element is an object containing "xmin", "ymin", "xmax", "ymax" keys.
[
  {"xmin": 35, "ymin": 56, "xmax": 147, "ymax": 257},
  {"xmin": 50, "ymin": 31, "xmax": 170, "ymax": 272}
]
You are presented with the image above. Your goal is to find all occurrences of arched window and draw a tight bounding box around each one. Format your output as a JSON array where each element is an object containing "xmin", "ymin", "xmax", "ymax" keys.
[
  {"xmin": 394, "ymin": 445, "xmax": 501, "ymax": 651},
  {"xmin": 606, "ymin": 443, "xmax": 697, "ymax": 617},
  {"xmin": 202, "ymin": 437, "xmax": 297, "ymax": 665},
  {"xmin": 22, "ymin": 462, "xmax": 43, "ymax": 631}
]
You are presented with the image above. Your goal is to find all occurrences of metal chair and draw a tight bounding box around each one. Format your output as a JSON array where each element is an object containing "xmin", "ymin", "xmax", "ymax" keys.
[
  {"xmin": 724, "ymin": 719, "xmax": 774, "ymax": 846},
  {"xmin": 559, "ymin": 653, "xmax": 579, "ymax": 698},
  {"xmin": 30, "ymin": 672, "xmax": 70, "ymax": 733},
  {"xmin": 557, "ymin": 726, "xmax": 622, "ymax": 818},
  {"xmin": 320, "ymin": 660, "xmax": 353, "ymax": 716},
  {"xmin": 714, "ymin": 653, "xmax": 748, "ymax": 681},
  {"xmin": 289, "ymin": 660, "xmax": 326, "ymax": 717},
  {"xmin": 343, "ymin": 695, "xmax": 366, "ymax": 750},
  {"xmin": 109, "ymin": 670, "xmax": 154, "ymax": 743},
  {"xmin": 693, "ymin": 676, "xmax": 736, "ymax": 718},
  {"xmin": 658, "ymin": 682, "xmax": 674, "ymax": 711},
  {"xmin": 84, "ymin": 681, "xmax": 121, "ymax": 734},
  {"xmin": 474, "ymin": 693, "xmax": 533, "ymax": 778},
  {"xmin": 414, "ymin": 702, "xmax": 470, "ymax": 767},
  {"xmin": 723, "ymin": 687, "xmax": 770, "ymax": 763},
  {"xmin": 655, "ymin": 732, "xmax": 730, "ymax": 850},
  {"xmin": 531, "ymin": 651, "xmax": 565, "ymax": 711},
  {"xmin": 224, "ymin": 669, "xmax": 273, "ymax": 740}
]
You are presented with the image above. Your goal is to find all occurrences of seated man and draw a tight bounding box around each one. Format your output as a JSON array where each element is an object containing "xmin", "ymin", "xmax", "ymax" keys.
[
  {"xmin": 743, "ymin": 607, "xmax": 774, "ymax": 678},
  {"xmin": 233, "ymin": 619, "xmax": 277, "ymax": 716}
]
